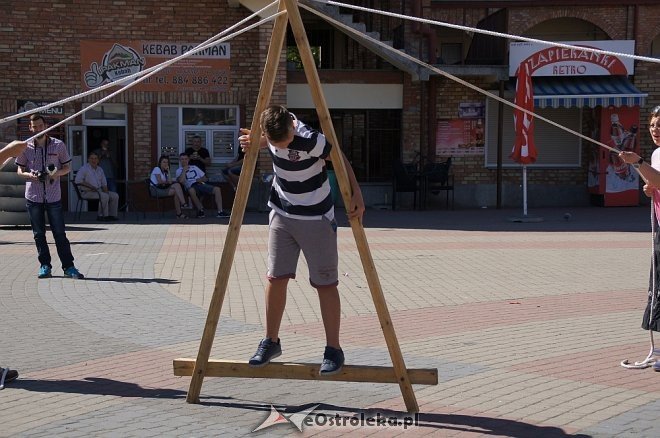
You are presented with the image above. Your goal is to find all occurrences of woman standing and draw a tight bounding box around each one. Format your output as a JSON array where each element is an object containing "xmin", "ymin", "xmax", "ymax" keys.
[
  {"xmin": 620, "ymin": 106, "xmax": 660, "ymax": 370},
  {"xmin": 150, "ymin": 155, "xmax": 188, "ymax": 219}
]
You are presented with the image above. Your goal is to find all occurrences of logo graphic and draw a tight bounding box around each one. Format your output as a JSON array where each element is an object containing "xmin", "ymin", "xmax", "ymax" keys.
[
  {"xmin": 287, "ymin": 149, "xmax": 301, "ymax": 162},
  {"xmin": 252, "ymin": 404, "xmax": 319, "ymax": 432},
  {"xmin": 84, "ymin": 43, "xmax": 145, "ymax": 89}
]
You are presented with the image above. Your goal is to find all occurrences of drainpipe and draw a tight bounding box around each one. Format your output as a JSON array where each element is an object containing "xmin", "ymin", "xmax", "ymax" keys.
[{"xmin": 412, "ymin": 0, "xmax": 438, "ymax": 163}]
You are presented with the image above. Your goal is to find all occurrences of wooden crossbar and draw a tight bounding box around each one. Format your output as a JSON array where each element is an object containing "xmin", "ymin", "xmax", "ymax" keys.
[{"xmin": 175, "ymin": 359, "xmax": 438, "ymax": 385}]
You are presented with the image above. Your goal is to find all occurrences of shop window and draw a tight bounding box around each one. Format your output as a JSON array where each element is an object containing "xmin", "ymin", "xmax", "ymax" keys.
[
  {"xmin": 288, "ymin": 108, "xmax": 400, "ymax": 182},
  {"xmin": 83, "ymin": 103, "xmax": 127, "ymax": 123},
  {"xmin": 158, "ymin": 105, "xmax": 239, "ymax": 164},
  {"xmin": 651, "ymin": 34, "xmax": 660, "ymax": 58},
  {"xmin": 182, "ymin": 107, "xmax": 236, "ymax": 126},
  {"xmin": 484, "ymin": 100, "xmax": 582, "ymax": 167}
]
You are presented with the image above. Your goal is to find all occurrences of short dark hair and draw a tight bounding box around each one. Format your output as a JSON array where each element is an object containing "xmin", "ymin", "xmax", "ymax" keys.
[
  {"xmin": 179, "ymin": 152, "xmax": 189, "ymax": 158},
  {"xmin": 260, "ymin": 105, "xmax": 293, "ymax": 142},
  {"xmin": 88, "ymin": 151, "xmax": 99, "ymax": 159},
  {"xmin": 157, "ymin": 155, "xmax": 170, "ymax": 166},
  {"xmin": 29, "ymin": 114, "xmax": 46, "ymax": 124}
]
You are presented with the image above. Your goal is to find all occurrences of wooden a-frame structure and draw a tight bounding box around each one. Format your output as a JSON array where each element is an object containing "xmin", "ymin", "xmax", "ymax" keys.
[{"xmin": 174, "ymin": 0, "xmax": 438, "ymax": 413}]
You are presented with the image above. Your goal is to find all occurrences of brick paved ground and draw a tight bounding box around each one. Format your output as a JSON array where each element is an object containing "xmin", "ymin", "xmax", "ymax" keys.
[{"xmin": 1, "ymin": 206, "xmax": 659, "ymax": 437}]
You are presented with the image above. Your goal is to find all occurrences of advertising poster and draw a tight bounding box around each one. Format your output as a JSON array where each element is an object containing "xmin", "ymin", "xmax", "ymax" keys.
[
  {"xmin": 436, "ymin": 118, "xmax": 484, "ymax": 156},
  {"xmin": 80, "ymin": 40, "xmax": 230, "ymax": 92}
]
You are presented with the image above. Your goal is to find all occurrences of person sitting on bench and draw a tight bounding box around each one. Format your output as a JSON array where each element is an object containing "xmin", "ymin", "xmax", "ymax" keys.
[{"xmin": 175, "ymin": 152, "xmax": 230, "ymax": 219}]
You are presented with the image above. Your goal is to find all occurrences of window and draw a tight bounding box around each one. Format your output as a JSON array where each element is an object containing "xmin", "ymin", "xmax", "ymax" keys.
[
  {"xmin": 485, "ymin": 99, "xmax": 582, "ymax": 167},
  {"xmin": 157, "ymin": 105, "xmax": 240, "ymax": 164},
  {"xmin": 82, "ymin": 103, "xmax": 127, "ymax": 125},
  {"xmin": 440, "ymin": 43, "xmax": 463, "ymax": 65},
  {"xmin": 288, "ymin": 108, "xmax": 401, "ymax": 182}
]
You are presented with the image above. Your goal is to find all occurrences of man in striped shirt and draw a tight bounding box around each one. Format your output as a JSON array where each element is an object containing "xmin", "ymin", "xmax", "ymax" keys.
[{"xmin": 240, "ymin": 105, "xmax": 364, "ymax": 376}]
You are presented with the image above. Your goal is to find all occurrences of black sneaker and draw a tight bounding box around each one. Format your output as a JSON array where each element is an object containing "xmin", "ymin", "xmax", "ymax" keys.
[
  {"xmin": 319, "ymin": 346, "xmax": 344, "ymax": 376},
  {"xmin": 216, "ymin": 210, "xmax": 230, "ymax": 218},
  {"xmin": 248, "ymin": 338, "xmax": 282, "ymax": 367},
  {"xmin": 196, "ymin": 210, "xmax": 205, "ymax": 218}
]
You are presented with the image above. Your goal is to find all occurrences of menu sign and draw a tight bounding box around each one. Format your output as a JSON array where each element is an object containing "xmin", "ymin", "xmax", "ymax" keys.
[
  {"xmin": 80, "ymin": 40, "xmax": 231, "ymax": 92},
  {"xmin": 16, "ymin": 100, "xmax": 65, "ymax": 141}
]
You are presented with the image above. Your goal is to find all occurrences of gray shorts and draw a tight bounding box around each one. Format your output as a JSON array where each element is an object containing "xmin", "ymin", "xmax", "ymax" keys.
[{"xmin": 268, "ymin": 210, "xmax": 338, "ymax": 288}]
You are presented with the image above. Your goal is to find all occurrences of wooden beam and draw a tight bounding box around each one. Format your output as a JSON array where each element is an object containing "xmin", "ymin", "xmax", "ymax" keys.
[
  {"xmin": 175, "ymin": 359, "xmax": 438, "ymax": 385},
  {"xmin": 185, "ymin": 1, "xmax": 289, "ymax": 404},
  {"xmin": 283, "ymin": 0, "xmax": 422, "ymax": 413}
]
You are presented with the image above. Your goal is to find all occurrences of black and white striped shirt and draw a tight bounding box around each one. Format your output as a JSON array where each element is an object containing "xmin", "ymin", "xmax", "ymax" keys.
[{"xmin": 267, "ymin": 116, "xmax": 334, "ymax": 220}]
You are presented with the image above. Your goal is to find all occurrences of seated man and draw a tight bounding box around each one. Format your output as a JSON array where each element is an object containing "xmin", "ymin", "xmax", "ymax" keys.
[
  {"xmin": 175, "ymin": 152, "xmax": 230, "ymax": 218},
  {"xmin": 75, "ymin": 152, "xmax": 119, "ymax": 221}
]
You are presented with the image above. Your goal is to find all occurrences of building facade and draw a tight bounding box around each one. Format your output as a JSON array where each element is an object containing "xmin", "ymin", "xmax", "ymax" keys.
[{"xmin": 1, "ymin": 0, "xmax": 659, "ymax": 211}]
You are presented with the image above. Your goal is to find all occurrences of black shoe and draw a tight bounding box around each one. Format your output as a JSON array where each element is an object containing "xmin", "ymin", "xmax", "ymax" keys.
[
  {"xmin": 319, "ymin": 346, "xmax": 344, "ymax": 376},
  {"xmin": 0, "ymin": 367, "xmax": 18, "ymax": 387},
  {"xmin": 196, "ymin": 210, "xmax": 206, "ymax": 218},
  {"xmin": 107, "ymin": 216, "xmax": 118, "ymax": 221},
  {"xmin": 248, "ymin": 338, "xmax": 282, "ymax": 367},
  {"xmin": 216, "ymin": 210, "xmax": 230, "ymax": 218},
  {"xmin": 97, "ymin": 216, "xmax": 107, "ymax": 222}
]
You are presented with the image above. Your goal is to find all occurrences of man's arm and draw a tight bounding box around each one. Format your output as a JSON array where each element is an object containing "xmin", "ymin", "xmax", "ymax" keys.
[
  {"xmin": 201, "ymin": 149, "xmax": 212, "ymax": 167},
  {"xmin": 238, "ymin": 128, "xmax": 268, "ymax": 150},
  {"xmin": 53, "ymin": 162, "xmax": 70, "ymax": 178},
  {"xmin": 74, "ymin": 167, "xmax": 98, "ymax": 191},
  {"xmin": 0, "ymin": 141, "xmax": 27, "ymax": 169},
  {"xmin": 17, "ymin": 165, "xmax": 38, "ymax": 181},
  {"xmin": 332, "ymin": 149, "xmax": 365, "ymax": 220}
]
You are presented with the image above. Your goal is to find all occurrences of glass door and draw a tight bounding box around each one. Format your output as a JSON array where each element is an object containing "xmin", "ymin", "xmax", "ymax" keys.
[{"xmin": 67, "ymin": 126, "xmax": 86, "ymax": 212}]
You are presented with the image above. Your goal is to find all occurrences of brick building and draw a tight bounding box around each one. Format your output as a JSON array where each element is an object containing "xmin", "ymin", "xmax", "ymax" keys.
[{"xmin": 1, "ymin": 0, "xmax": 658, "ymax": 212}]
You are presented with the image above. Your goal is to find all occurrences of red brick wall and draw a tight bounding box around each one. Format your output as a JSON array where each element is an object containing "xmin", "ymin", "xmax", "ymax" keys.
[{"xmin": 0, "ymin": 0, "xmax": 280, "ymax": 177}]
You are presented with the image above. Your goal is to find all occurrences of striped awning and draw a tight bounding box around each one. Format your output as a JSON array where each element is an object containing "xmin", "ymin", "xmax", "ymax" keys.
[{"xmin": 532, "ymin": 76, "xmax": 647, "ymax": 109}]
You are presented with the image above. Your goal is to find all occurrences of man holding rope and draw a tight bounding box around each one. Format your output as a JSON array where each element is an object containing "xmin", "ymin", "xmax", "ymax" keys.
[{"xmin": 240, "ymin": 105, "xmax": 364, "ymax": 376}]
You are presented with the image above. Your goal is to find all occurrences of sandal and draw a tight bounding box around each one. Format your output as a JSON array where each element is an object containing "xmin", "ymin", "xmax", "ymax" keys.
[{"xmin": 176, "ymin": 212, "xmax": 188, "ymax": 219}]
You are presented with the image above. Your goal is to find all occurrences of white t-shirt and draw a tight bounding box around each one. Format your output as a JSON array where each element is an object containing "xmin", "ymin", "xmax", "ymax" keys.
[
  {"xmin": 150, "ymin": 167, "xmax": 169, "ymax": 185},
  {"xmin": 175, "ymin": 165, "xmax": 205, "ymax": 190}
]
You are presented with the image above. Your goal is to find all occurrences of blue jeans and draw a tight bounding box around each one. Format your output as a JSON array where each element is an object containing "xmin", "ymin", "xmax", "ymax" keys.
[{"xmin": 26, "ymin": 200, "xmax": 74, "ymax": 270}]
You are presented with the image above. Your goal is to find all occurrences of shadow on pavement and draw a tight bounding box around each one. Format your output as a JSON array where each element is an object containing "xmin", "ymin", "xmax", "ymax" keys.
[
  {"xmin": 197, "ymin": 400, "xmax": 592, "ymax": 437},
  {"xmin": 13, "ymin": 378, "xmax": 186, "ymax": 399},
  {"xmin": 82, "ymin": 277, "xmax": 179, "ymax": 284}
]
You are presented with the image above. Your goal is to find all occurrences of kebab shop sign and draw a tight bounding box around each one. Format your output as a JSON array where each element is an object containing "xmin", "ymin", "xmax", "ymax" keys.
[{"xmin": 80, "ymin": 40, "xmax": 230, "ymax": 92}]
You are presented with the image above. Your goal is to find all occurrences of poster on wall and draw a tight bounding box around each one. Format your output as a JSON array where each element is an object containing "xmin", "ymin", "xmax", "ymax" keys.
[
  {"xmin": 436, "ymin": 118, "xmax": 484, "ymax": 156},
  {"xmin": 80, "ymin": 40, "xmax": 231, "ymax": 92},
  {"xmin": 588, "ymin": 106, "xmax": 640, "ymax": 206},
  {"xmin": 16, "ymin": 100, "xmax": 65, "ymax": 141}
]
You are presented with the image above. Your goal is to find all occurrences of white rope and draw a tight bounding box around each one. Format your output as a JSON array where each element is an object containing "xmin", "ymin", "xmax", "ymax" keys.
[
  {"xmin": 0, "ymin": 0, "xmax": 280, "ymax": 126},
  {"xmin": 311, "ymin": 0, "xmax": 660, "ymax": 65},
  {"xmin": 299, "ymin": 2, "xmax": 620, "ymax": 154}
]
